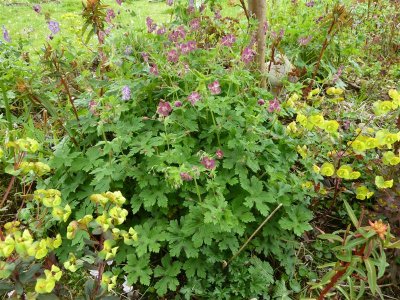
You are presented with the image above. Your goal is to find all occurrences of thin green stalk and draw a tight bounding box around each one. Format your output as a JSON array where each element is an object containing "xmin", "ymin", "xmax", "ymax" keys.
[
  {"xmin": 0, "ymin": 81, "xmax": 13, "ymax": 132},
  {"xmin": 164, "ymin": 119, "xmax": 170, "ymax": 151},
  {"xmin": 193, "ymin": 177, "xmax": 202, "ymax": 202},
  {"xmin": 210, "ymin": 110, "xmax": 221, "ymax": 147}
]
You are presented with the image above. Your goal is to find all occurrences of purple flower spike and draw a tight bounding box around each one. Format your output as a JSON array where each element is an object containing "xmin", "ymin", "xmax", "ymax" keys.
[
  {"xmin": 268, "ymin": 98, "xmax": 281, "ymax": 113},
  {"xmin": 258, "ymin": 99, "xmax": 265, "ymax": 105},
  {"xmin": 221, "ymin": 34, "xmax": 236, "ymax": 47},
  {"xmin": 157, "ymin": 100, "xmax": 172, "ymax": 117},
  {"xmin": 166, "ymin": 0, "xmax": 174, "ymax": 6},
  {"xmin": 188, "ymin": 92, "xmax": 201, "ymax": 105},
  {"xmin": 241, "ymin": 47, "xmax": 256, "ymax": 64},
  {"xmin": 208, "ymin": 81, "xmax": 221, "ymax": 95},
  {"xmin": 121, "ymin": 86, "xmax": 131, "ymax": 101},
  {"xmin": 33, "ymin": 4, "xmax": 41, "ymax": 13},
  {"xmin": 167, "ymin": 49, "xmax": 179, "ymax": 63},
  {"xmin": 48, "ymin": 20, "xmax": 60, "ymax": 35},
  {"xmin": 216, "ymin": 149, "xmax": 224, "ymax": 159},
  {"xmin": 150, "ymin": 64, "xmax": 159, "ymax": 76},
  {"xmin": 146, "ymin": 17, "xmax": 157, "ymax": 33},
  {"xmin": 116, "ymin": 0, "xmax": 123, "ymax": 5},
  {"xmin": 2, "ymin": 26, "xmax": 11, "ymax": 43},
  {"xmin": 180, "ymin": 172, "xmax": 192, "ymax": 181},
  {"xmin": 201, "ymin": 157, "xmax": 216, "ymax": 170},
  {"xmin": 174, "ymin": 101, "xmax": 182, "ymax": 107}
]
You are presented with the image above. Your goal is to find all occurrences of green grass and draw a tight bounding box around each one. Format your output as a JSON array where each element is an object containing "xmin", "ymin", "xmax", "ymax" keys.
[{"xmin": 0, "ymin": 0, "xmax": 170, "ymax": 50}]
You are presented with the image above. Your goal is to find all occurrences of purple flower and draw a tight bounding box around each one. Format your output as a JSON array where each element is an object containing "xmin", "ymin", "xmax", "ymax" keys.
[
  {"xmin": 180, "ymin": 172, "xmax": 192, "ymax": 181},
  {"xmin": 174, "ymin": 101, "xmax": 182, "ymax": 107},
  {"xmin": 141, "ymin": 52, "xmax": 149, "ymax": 62},
  {"xmin": 167, "ymin": 49, "xmax": 179, "ymax": 63},
  {"xmin": 188, "ymin": 92, "xmax": 201, "ymax": 105},
  {"xmin": 168, "ymin": 27, "xmax": 186, "ymax": 43},
  {"xmin": 150, "ymin": 64, "xmax": 159, "ymax": 76},
  {"xmin": 208, "ymin": 81, "xmax": 221, "ymax": 95},
  {"xmin": 258, "ymin": 99, "xmax": 265, "ymax": 105},
  {"xmin": 201, "ymin": 157, "xmax": 216, "ymax": 170},
  {"xmin": 216, "ymin": 149, "xmax": 224, "ymax": 159},
  {"xmin": 189, "ymin": 18, "xmax": 200, "ymax": 30},
  {"xmin": 214, "ymin": 9, "xmax": 222, "ymax": 19},
  {"xmin": 88, "ymin": 100, "xmax": 98, "ymax": 115},
  {"xmin": 98, "ymin": 30, "xmax": 106, "ymax": 44},
  {"xmin": 121, "ymin": 85, "xmax": 131, "ymax": 101},
  {"xmin": 332, "ymin": 65, "xmax": 343, "ymax": 83},
  {"xmin": 124, "ymin": 46, "xmax": 133, "ymax": 55},
  {"xmin": 305, "ymin": 1, "xmax": 315, "ymax": 7},
  {"xmin": 2, "ymin": 26, "xmax": 10, "ymax": 43},
  {"xmin": 298, "ymin": 35, "xmax": 312, "ymax": 46},
  {"xmin": 187, "ymin": 5, "xmax": 195, "ymax": 14},
  {"xmin": 241, "ymin": 47, "xmax": 256, "ymax": 64},
  {"xmin": 166, "ymin": 0, "xmax": 173, "ymax": 6},
  {"xmin": 221, "ymin": 34, "xmax": 236, "ymax": 47},
  {"xmin": 157, "ymin": 100, "xmax": 172, "ymax": 117},
  {"xmin": 156, "ymin": 26, "xmax": 166, "ymax": 35},
  {"xmin": 187, "ymin": 40, "xmax": 197, "ymax": 51},
  {"xmin": 268, "ymin": 98, "xmax": 281, "ymax": 113},
  {"xmin": 179, "ymin": 43, "xmax": 190, "ymax": 55},
  {"xmin": 146, "ymin": 17, "xmax": 156, "ymax": 33},
  {"xmin": 106, "ymin": 9, "xmax": 116, "ymax": 23},
  {"xmin": 48, "ymin": 20, "xmax": 60, "ymax": 35},
  {"xmin": 116, "ymin": 0, "xmax": 122, "ymax": 5},
  {"xmin": 33, "ymin": 4, "xmax": 41, "ymax": 13}
]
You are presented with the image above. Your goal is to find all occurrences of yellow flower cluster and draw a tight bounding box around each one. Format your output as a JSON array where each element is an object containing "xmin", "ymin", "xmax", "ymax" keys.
[
  {"xmin": 372, "ymin": 89, "xmax": 400, "ymax": 116},
  {"xmin": 34, "ymin": 189, "xmax": 71, "ymax": 222},
  {"xmin": 35, "ymin": 265, "xmax": 62, "ymax": 294},
  {"xmin": 19, "ymin": 161, "xmax": 51, "ymax": 177},
  {"xmin": 6, "ymin": 138, "xmax": 40, "ymax": 153},
  {"xmin": 66, "ymin": 191, "xmax": 137, "ymax": 259},
  {"xmin": 0, "ymin": 225, "xmax": 62, "ymax": 260},
  {"xmin": 316, "ymin": 163, "xmax": 360, "ymax": 180},
  {"xmin": 295, "ymin": 113, "xmax": 339, "ymax": 134}
]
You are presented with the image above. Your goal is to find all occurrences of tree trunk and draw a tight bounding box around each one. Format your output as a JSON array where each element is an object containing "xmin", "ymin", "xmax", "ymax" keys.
[
  {"xmin": 248, "ymin": 0, "xmax": 267, "ymax": 88},
  {"xmin": 247, "ymin": 0, "xmax": 256, "ymax": 16}
]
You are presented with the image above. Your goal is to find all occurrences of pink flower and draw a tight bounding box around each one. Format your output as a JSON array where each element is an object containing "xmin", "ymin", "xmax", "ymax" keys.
[
  {"xmin": 88, "ymin": 100, "xmax": 98, "ymax": 115},
  {"xmin": 116, "ymin": 0, "xmax": 122, "ymax": 5},
  {"xmin": 157, "ymin": 100, "xmax": 172, "ymax": 117},
  {"xmin": 105, "ymin": 9, "xmax": 115, "ymax": 23},
  {"xmin": 201, "ymin": 157, "xmax": 216, "ymax": 170},
  {"xmin": 166, "ymin": 0, "xmax": 173, "ymax": 6},
  {"xmin": 174, "ymin": 101, "xmax": 182, "ymax": 107},
  {"xmin": 187, "ymin": 40, "xmax": 197, "ymax": 51},
  {"xmin": 180, "ymin": 172, "xmax": 192, "ymax": 181},
  {"xmin": 150, "ymin": 64, "xmax": 159, "ymax": 76},
  {"xmin": 189, "ymin": 18, "xmax": 200, "ymax": 30},
  {"xmin": 214, "ymin": 10, "xmax": 222, "ymax": 19},
  {"xmin": 188, "ymin": 92, "xmax": 201, "ymax": 105},
  {"xmin": 208, "ymin": 81, "xmax": 221, "ymax": 95},
  {"xmin": 156, "ymin": 26, "xmax": 166, "ymax": 35},
  {"xmin": 268, "ymin": 98, "xmax": 281, "ymax": 113},
  {"xmin": 298, "ymin": 35, "xmax": 312, "ymax": 46},
  {"xmin": 141, "ymin": 52, "xmax": 149, "ymax": 62},
  {"xmin": 179, "ymin": 43, "xmax": 190, "ymax": 55},
  {"xmin": 216, "ymin": 149, "xmax": 224, "ymax": 159},
  {"xmin": 258, "ymin": 99, "xmax": 265, "ymax": 105},
  {"xmin": 221, "ymin": 34, "xmax": 236, "ymax": 47},
  {"xmin": 241, "ymin": 47, "xmax": 256, "ymax": 64},
  {"xmin": 167, "ymin": 49, "xmax": 179, "ymax": 63}
]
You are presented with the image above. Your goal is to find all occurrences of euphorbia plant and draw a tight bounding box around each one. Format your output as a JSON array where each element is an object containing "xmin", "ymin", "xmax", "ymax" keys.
[{"xmin": 312, "ymin": 200, "xmax": 400, "ymax": 300}]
